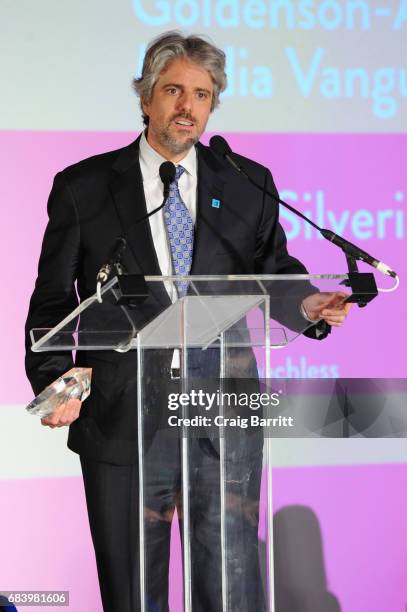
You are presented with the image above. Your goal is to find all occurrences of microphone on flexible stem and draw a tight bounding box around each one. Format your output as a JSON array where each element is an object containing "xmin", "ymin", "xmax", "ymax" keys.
[
  {"xmin": 95, "ymin": 161, "xmax": 176, "ymax": 303},
  {"xmin": 116, "ymin": 161, "xmax": 177, "ymax": 234},
  {"xmin": 209, "ymin": 135, "xmax": 398, "ymax": 280},
  {"xmin": 97, "ymin": 162, "xmax": 176, "ymax": 282}
]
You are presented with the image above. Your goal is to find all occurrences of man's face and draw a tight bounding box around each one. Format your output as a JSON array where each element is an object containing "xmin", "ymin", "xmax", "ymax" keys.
[{"xmin": 142, "ymin": 58, "xmax": 214, "ymax": 160}]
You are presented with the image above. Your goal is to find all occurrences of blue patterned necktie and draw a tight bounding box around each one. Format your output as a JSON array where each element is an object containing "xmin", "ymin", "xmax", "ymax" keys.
[{"xmin": 163, "ymin": 165, "xmax": 194, "ymax": 296}]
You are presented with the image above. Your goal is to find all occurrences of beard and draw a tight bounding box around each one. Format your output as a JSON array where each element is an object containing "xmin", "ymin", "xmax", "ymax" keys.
[
  {"xmin": 158, "ymin": 129, "xmax": 197, "ymax": 155},
  {"xmin": 156, "ymin": 114, "xmax": 199, "ymax": 155}
]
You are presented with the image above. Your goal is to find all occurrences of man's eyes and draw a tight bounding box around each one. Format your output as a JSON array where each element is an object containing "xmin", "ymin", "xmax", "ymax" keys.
[{"xmin": 165, "ymin": 88, "xmax": 209, "ymax": 100}]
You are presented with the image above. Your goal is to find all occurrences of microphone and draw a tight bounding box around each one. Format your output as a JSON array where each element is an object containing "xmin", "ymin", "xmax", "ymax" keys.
[
  {"xmin": 210, "ymin": 135, "xmax": 247, "ymax": 176},
  {"xmin": 96, "ymin": 161, "xmax": 176, "ymax": 288},
  {"xmin": 210, "ymin": 135, "xmax": 397, "ymax": 279},
  {"xmin": 319, "ymin": 229, "xmax": 395, "ymax": 277},
  {"xmin": 159, "ymin": 161, "xmax": 177, "ymax": 200}
]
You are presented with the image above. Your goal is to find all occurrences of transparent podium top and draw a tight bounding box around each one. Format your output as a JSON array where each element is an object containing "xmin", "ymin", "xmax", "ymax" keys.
[{"xmin": 30, "ymin": 274, "xmax": 349, "ymax": 352}]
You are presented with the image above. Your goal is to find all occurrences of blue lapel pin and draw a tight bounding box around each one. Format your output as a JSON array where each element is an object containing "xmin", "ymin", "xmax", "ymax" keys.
[{"xmin": 211, "ymin": 198, "xmax": 221, "ymax": 209}]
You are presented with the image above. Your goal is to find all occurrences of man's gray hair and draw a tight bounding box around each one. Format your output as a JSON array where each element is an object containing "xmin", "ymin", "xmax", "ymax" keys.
[{"xmin": 133, "ymin": 31, "xmax": 227, "ymax": 126}]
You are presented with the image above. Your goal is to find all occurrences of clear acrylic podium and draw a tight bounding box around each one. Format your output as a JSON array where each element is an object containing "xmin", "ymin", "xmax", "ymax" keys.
[{"xmin": 30, "ymin": 273, "xmax": 350, "ymax": 612}]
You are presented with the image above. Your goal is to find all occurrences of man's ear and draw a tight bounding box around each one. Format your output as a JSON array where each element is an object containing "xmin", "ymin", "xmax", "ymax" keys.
[{"xmin": 141, "ymin": 98, "xmax": 149, "ymax": 117}]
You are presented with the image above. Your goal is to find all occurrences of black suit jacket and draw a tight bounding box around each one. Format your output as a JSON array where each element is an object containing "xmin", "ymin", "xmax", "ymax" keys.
[{"xmin": 25, "ymin": 135, "xmax": 329, "ymax": 464}]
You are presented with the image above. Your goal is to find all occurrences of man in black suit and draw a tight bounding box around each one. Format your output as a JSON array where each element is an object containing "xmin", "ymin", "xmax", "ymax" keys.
[{"xmin": 25, "ymin": 31, "xmax": 350, "ymax": 612}]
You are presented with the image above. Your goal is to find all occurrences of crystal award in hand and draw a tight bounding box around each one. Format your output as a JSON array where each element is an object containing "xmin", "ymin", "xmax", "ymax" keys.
[{"xmin": 26, "ymin": 368, "xmax": 92, "ymax": 418}]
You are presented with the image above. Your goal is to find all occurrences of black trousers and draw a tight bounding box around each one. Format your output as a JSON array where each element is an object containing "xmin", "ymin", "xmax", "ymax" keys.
[{"xmin": 80, "ymin": 431, "xmax": 265, "ymax": 612}]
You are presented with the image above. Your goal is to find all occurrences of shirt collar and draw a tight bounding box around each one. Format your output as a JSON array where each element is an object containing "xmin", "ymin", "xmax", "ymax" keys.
[{"xmin": 139, "ymin": 131, "xmax": 197, "ymax": 180}]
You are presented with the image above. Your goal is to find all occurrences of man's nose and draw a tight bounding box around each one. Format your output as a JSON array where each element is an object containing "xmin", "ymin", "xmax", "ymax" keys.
[{"xmin": 175, "ymin": 91, "xmax": 193, "ymax": 114}]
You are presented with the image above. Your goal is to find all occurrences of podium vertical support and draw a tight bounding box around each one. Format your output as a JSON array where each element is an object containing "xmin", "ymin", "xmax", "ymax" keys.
[
  {"xmin": 137, "ymin": 338, "xmax": 146, "ymax": 612},
  {"xmin": 264, "ymin": 295, "xmax": 276, "ymax": 612},
  {"xmin": 219, "ymin": 331, "xmax": 228, "ymax": 611},
  {"xmin": 181, "ymin": 299, "xmax": 192, "ymax": 612}
]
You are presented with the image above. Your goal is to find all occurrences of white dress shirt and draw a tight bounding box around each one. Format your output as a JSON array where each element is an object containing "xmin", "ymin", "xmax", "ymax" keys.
[{"xmin": 139, "ymin": 131, "xmax": 198, "ymax": 369}]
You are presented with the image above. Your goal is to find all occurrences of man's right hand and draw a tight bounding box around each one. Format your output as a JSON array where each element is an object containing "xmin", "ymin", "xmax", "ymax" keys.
[
  {"xmin": 41, "ymin": 397, "xmax": 82, "ymax": 428},
  {"xmin": 40, "ymin": 367, "xmax": 90, "ymax": 428}
]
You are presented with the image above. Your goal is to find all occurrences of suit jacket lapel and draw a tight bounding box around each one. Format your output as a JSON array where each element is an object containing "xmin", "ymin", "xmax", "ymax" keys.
[{"xmin": 191, "ymin": 143, "xmax": 225, "ymax": 274}]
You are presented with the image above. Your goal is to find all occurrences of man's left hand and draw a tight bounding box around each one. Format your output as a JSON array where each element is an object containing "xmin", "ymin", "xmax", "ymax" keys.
[{"xmin": 302, "ymin": 291, "xmax": 352, "ymax": 327}]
